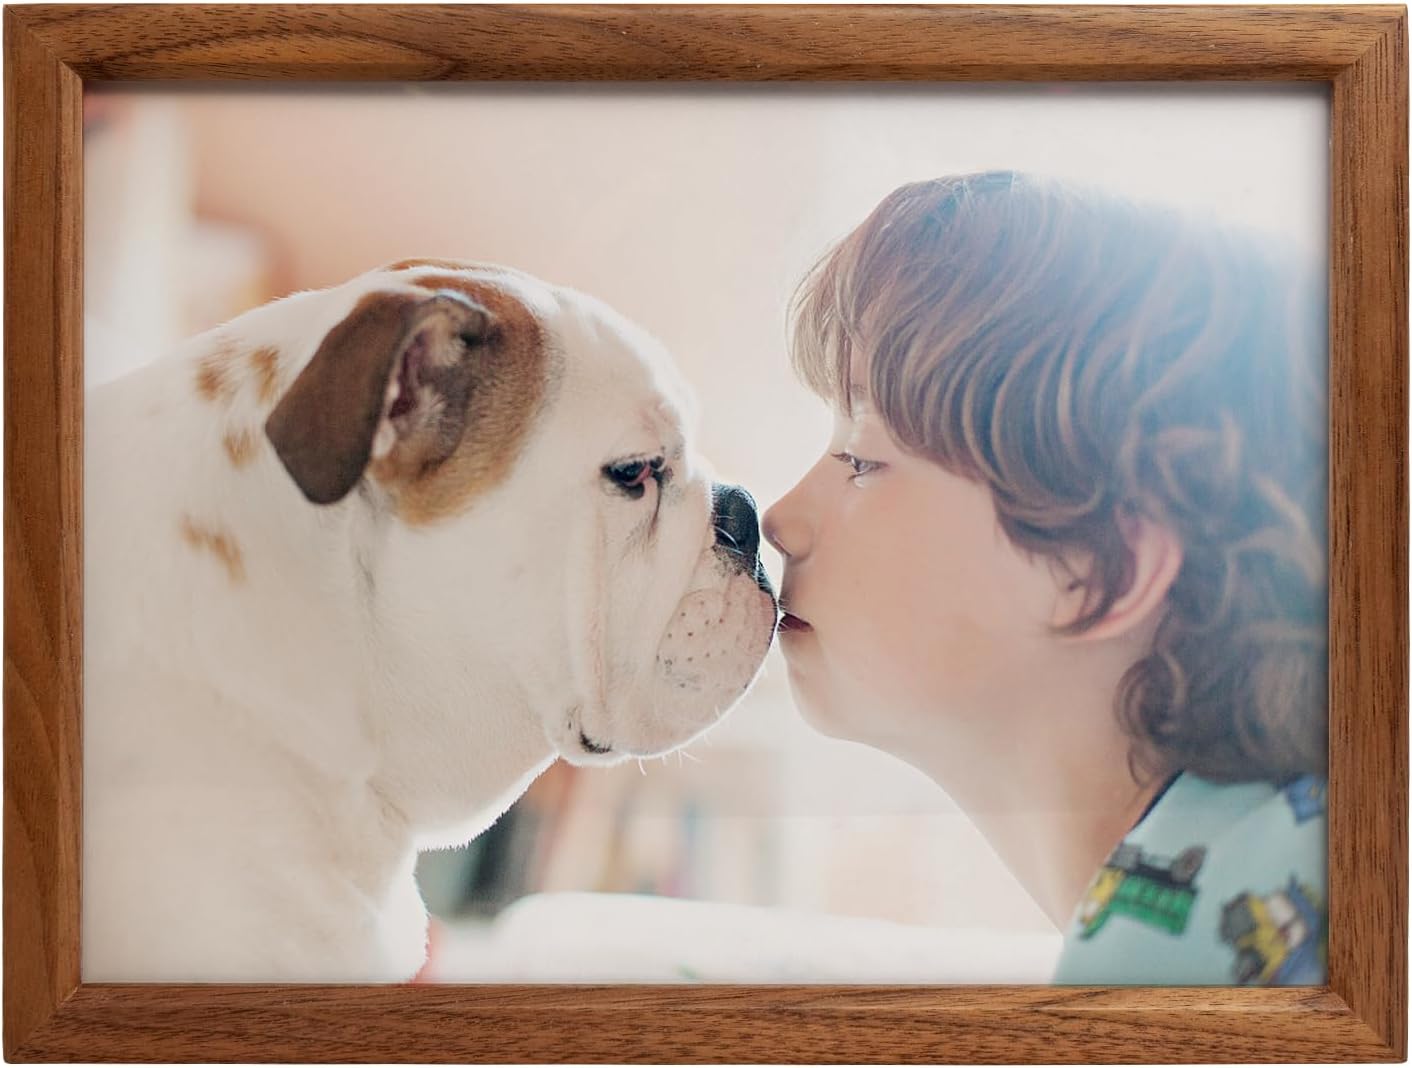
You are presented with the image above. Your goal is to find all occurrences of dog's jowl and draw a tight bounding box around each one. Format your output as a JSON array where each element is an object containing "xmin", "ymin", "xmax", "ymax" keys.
[{"xmin": 83, "ymin": 260, "xmax": 778, "ymax": 981}]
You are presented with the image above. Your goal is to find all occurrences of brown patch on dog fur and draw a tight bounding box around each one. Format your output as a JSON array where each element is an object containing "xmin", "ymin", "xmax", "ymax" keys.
[
  {"xmin": 179, "ymin": 515, "xmax": 246, "ymax": 584},
  {"xmin": 383, "ymin": 257, "xmax": 487, "ymax": 274},
  {"xmin": 250, "ymin": 345, "xmax": 282, "ymax": 405},
  {"xmin": 371, "ymin": 274, "xmax": 549, "ymax": 526},
  {"xmin": 195, "ymin": 339, "xmax": 240, "ymax": 403},
  {"xmin": 223, "ymin": 428, "xmax": 257, "ymax": 468}
]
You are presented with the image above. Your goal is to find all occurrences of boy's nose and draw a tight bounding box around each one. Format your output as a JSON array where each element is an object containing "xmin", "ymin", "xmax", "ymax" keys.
[
  {"xmin": 765, "ymin": 460, "xmax": 827, "ymax": 561},
  {"xmin": 761, "ymin": 497, "xmax": 793, "ymax": 559}
]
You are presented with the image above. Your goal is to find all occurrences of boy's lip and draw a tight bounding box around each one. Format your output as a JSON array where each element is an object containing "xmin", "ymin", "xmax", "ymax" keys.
[
  {"xmin": 778, "ymin": 611, "xmax": 812, "ymax": 633},
  {"xmin": 778, "ymin": 581, "xmax": 812, "ymax": 632}
]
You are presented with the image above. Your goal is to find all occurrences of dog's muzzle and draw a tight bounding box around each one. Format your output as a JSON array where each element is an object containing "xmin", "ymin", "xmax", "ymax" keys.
[{"xmin": 711, "ymin": 482, "xmax": 775, "ymax": 598}]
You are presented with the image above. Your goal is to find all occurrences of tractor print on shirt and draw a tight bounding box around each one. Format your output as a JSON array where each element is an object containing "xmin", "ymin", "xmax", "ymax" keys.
[
  {"xmin": 1219, "ymin": 877, "xmax": 1326, "ymax": 985},
  {"xmin": 1076, "ymin": 841, "xmax": 1207, "ymax": 938}
]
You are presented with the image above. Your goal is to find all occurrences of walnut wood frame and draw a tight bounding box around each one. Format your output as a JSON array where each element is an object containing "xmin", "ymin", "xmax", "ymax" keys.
[{"xmin": 5, "ymin": 3, "xmax": 1406, "ymax": 1062}]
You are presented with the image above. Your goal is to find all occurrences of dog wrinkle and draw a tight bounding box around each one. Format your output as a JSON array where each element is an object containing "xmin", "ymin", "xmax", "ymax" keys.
[
  {"xmin": 354, "ymin": 549, "xmax": 376, "ymax": 602},
  {"xmin": 382, "ymin": 257, "xmax": 488, "ymax": 274},
  {"xmin": 179, "ymin": 514, "xmax": 247, "ymax": 585}
]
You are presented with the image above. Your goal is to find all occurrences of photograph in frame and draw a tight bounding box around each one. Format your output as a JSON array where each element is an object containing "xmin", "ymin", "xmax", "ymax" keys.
[
  {"xmin": 80, "ymin": 82, "xmax": 1329, "ymax": 991},
  {"xmin": 5, "ymin": 6, "xmax": 1406, "ymax": 1062}
]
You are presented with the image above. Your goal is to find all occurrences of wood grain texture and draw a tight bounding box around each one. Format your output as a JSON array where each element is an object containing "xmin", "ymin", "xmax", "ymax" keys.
[
  {"xmin": 3, "ymin": 4, "xmax": 1406, "ymax": 1063},
  {"xmin": 3, "ymin": 5, "xmax": 84, "ymax": 1059},
  {"xmin": 7, "ymin": 4, "xmax": 1406, "ymax": 81},
  {"xmin": 4, "ymin": 984, "xmax": 1396, "ymax": 1064},
  {"xmin": 1328, "ymin": 7, "xmax": 1410, "ymax": 1058}
]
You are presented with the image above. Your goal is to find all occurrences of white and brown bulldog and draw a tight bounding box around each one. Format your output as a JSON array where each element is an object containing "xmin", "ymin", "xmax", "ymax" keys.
[{"xmin": 82, "ymin": 259, "xmax": 777, "ymax": 982}]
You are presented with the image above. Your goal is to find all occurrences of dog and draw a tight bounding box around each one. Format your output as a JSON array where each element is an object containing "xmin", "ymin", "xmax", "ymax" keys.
[{"xmin": 82, "ymin": 259, "xmax": 778, "ymax": 982}]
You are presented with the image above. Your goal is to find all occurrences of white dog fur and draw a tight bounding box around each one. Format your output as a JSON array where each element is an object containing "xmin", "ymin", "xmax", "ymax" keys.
[{"xmin": 82, "ymin": 260, "xmax": 777, "ymax": 982}]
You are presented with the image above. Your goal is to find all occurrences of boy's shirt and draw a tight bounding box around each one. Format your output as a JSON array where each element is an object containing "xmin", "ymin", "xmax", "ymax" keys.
[{"xmin": 1052, "ymin": 772, "xmax": 1327, "ymax": 985}]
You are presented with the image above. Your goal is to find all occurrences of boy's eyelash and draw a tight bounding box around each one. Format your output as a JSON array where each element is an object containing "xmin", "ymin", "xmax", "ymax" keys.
[{"xmin": 830, "ymin": 451, "xmax": 882, "ymax": 480}]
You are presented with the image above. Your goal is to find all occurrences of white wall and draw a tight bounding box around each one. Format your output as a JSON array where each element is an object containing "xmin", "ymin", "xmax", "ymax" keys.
[{"xmin": 175, "ymin": 84, "xmax": 1326, "ymax": 510}]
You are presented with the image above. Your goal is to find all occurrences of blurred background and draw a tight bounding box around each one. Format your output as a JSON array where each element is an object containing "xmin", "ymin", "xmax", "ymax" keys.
[{"xmin": 84, "ymin": 83, "xmax": 1326, "ymax": 983}]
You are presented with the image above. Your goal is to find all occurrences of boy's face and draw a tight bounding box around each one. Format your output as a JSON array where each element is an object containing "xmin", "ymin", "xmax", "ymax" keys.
[{"xmin": 762, "ymin": 393, "xmax": 1073, "ymax": 763}]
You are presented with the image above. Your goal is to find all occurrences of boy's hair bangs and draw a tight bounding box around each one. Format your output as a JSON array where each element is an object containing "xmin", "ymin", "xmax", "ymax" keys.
[{"xmin": 788, "ymin": 235, "xmax": 861, "ymax": 415}]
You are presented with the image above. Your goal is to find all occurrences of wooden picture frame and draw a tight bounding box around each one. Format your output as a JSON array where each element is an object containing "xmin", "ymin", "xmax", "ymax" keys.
[{"xmin": 5, "ymin": 4, "xmax": 1406, "ymax": 1062}]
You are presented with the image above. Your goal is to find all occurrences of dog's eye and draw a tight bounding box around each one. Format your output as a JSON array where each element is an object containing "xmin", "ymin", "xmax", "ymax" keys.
[{"xmin": 603, "ymin": 457, "xmax": 665, "ymax": 499}]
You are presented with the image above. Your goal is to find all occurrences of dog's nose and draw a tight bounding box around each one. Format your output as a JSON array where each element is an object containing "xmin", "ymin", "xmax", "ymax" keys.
[
  {"xmin": 712, "ymin": 482, "xmax": 776, "ymax": 600},
  {"xmin": 711, "ymin": 482, "xmax": 762, "ymax": 563}
]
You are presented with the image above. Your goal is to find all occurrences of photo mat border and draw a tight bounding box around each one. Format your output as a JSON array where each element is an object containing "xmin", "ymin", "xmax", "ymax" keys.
[{"xmin": 4, "ymin": 4, "xmax": 1406, "ymax": 1062}]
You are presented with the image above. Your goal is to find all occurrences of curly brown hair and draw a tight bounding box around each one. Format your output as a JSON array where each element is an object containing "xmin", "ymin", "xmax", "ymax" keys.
[{"xmin": 789, "ymin": 171, "xmax": 1327, "ymax": 786}]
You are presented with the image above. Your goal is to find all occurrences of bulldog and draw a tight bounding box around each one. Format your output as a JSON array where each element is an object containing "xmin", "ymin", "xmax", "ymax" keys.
[{"xmin": 82, "ymin": 259, "xmax": 778, "ymax": 982}]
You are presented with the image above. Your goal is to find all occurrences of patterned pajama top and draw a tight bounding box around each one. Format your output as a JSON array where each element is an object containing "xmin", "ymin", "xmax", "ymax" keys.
[{"xmin": 1052, "ymin": 772, "xmax": 1327, "ymax": 985}]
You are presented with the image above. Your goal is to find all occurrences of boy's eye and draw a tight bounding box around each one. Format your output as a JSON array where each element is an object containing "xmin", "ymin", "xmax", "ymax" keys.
[{"xmin": 830, "ymin": 451, "xmax": 882, "ymax": 481}]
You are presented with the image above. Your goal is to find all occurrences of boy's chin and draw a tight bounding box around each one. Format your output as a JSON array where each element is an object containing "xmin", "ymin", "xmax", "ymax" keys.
[{"xmin": 785, "ymin": 677, "xmax": 855, "ymax": 742}]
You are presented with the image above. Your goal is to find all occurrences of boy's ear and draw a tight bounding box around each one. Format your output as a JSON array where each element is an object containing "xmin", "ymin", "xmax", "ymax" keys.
[{"xmin": 1053, "ymin": 510, "xmax": 1184, "ymax": 641}]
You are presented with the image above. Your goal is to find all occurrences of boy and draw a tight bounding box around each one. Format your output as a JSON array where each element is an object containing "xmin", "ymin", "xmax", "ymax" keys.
[{"xmin": 763, "ymin": 171, "xmax": 1326, "ymax": 983}]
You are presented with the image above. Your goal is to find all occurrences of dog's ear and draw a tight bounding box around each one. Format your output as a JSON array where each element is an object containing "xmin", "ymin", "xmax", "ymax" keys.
[{"xmin": 265, "ymin": 289, "xmax": 494, "ymax": 505}]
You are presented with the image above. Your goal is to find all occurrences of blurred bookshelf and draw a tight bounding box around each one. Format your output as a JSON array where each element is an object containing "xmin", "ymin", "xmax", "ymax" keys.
[
  {"xmin": 414, "ymin": 658, "xmax": 1058, "ymax": 942},
  {"xmin": 410, "ymin": 673, "xmax": 1064, "ymax": 983},
  {"xmin": 416, "ymin": 746, "xmax": 781, "ymax": 919}
]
